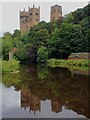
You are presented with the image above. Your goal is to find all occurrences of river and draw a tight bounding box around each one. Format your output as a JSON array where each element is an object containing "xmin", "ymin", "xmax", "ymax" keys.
[{"xmin": 1, "ymin": 64, "xmax": 89, "ymax": 118}]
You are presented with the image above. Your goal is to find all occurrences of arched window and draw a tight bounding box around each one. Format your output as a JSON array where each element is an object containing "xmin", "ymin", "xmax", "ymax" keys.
[
  {"xmin": 35, "ymin": 13, "xmax": 39, "ymax": 15},
  {"xmin": 30, "ymin": 13, "xmax": 32, "ymax": 16}
]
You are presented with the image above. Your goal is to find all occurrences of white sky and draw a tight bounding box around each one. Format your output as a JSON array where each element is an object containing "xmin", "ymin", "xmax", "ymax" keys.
[{"xmin": 0, "ymin": 0, "xmax": 89, "ymax": 36}]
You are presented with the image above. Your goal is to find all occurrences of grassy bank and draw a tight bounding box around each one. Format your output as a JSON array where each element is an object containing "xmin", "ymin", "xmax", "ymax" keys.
[
  {"xmin": 2, "ymin": 60, "xmax": 20, "ymax": 73},
  {"xmin": 47, "ymin": 59, "xmax": 89, "ymax": 71}
]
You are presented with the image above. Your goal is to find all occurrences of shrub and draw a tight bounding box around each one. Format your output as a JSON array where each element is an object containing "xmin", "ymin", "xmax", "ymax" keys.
[{"xmin": 2, "ymin": 60, "xmax": 20, "ymax": 73}]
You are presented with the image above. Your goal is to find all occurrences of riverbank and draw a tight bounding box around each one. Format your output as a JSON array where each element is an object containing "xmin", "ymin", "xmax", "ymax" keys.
[
  {"xmin": 47, "ymin": 59, "xmax": 89, "ymax": 72},
  {"xmin": 1, "ymin": 58, "xmax": 89, "ymax": 74}
]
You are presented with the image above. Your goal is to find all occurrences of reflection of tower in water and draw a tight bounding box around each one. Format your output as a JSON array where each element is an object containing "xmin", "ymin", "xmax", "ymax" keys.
[
  {"xmin": 51, "ymin": 100, "xmax": 63, "ymax": 113},
  {"xmin": 21, "ymin": 85, "xmax": 41, "ymax": 114},
  {"xmin": 29, "ymin": 96, "xmax": 41, "ymax": 114},
  {"xmin": 21, "ymin": 84, "xmax": 63, "ymax": 114}
]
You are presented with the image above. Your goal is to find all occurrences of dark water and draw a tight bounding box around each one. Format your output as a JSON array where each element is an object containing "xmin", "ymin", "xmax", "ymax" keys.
[{"xmin": 1, "ymin": 64, "xmax": 89, "ymax": 118}]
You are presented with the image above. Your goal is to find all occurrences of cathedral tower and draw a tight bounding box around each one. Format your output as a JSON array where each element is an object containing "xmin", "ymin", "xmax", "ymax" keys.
[
  {"xmin": 20, "ymin": 5, "xmax": 40, "ymax": 36},
  {"xmin": 50, "ymin": 5, "xmax": 62, "ymax": 22}
]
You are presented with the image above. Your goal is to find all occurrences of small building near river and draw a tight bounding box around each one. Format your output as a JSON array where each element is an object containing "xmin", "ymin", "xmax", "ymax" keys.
[{"xmin": 9, "ymin": 48, "xmax": 18, "ymax": 60}]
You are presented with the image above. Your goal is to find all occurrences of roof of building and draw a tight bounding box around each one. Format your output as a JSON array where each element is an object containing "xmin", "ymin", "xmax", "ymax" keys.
[
  {"xmin": 70, "ymin": 52, "xmax": 90, "ymax": 54},
  {"xmin": 9, "ymin": 48, "xmax": 18, "ymax": 53},
  {"xmin": 51, "ymin": 4, "xmax": 62, "ymax": 8},
  {"xmin": 68, "ymin": 52, "xmax": 90, "ymax": 58}
]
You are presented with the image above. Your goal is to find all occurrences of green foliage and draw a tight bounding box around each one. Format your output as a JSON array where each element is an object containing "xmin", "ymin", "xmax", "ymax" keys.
[
  {"xmin": 28, "ymin": 21, "xmax": 50, "ymax": 43},
  {"xmin": 0, "ymin": 37, "xmax": 2, "ymax": 58},
  {"xmin": 61, "ymin": 4, "xmax": 89, "ymax": 53},
  {"xmin": 48, "ymin": 27, "xmax": 71, "ymax": 59},
  {"xmin": 0, "ymin": 59, "xmax": 2, "ymax": 72},
  {"xmin": 37, "ymin": 46, "xmax": 48, "ymax": 63},
  {"xmin": 15, "ymin": 44, "xmax": 29, "ymax": 60},
  {"xmin": 13, "ymin": 29, "xmax": 21, "ymax": 39},
  {"xmin": 2, "ymin": 32, "xmax": 14, "ymax": 60},
  {"xmin": 64, "ymin": 13, "xmax": 74, "ymax": 23},
  {"xmin": 60, "ymin": 23, "xmax": 84, "ymax": 52},
  {"xmin": 47, "ymin": 4, "xmax": 89, "ymax": 59},
  {"xmin": 15, "ymin": 47, "xmax": 27, "ymax": 61},
  {"xmin": 48, "ymin": 59, "xmax": 89, "ymax": 69},
  {"xmin": 21, "ymin": 34, "xmax": 30, "ymax": 44},
  {"xmin": 34, "ymin": 29, "xmax": 49, "ymax": 46},
  {"xmin": 29, "ymin": 21, "xmax": 49, "ymax": 33},
  {"xmin": 2, "ymin": 60, "xmax": 20, "ymax": 73}
]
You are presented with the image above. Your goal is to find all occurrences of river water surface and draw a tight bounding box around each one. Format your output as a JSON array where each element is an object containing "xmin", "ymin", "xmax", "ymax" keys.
[{"xmin": 1, "ymin": 64, "xmax": 89, "ymax": 118}]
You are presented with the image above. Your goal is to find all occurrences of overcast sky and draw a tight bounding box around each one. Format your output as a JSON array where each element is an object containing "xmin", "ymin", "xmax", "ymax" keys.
[{"xmin": 0, "ymin": 0, "xmax": 89, "ymax": 36}]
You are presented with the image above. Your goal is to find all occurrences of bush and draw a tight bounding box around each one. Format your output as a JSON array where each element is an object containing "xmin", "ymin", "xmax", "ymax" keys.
[
  {"xmin": 2, "ymin": 60, "xmax": 20, "ymax": 73},
  {"xmin": 47, "ymin": 59, "xmax": 89, "ymax": 69}
]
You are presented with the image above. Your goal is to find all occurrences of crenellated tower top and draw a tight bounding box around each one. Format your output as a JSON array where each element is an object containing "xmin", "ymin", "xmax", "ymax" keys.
[{"xmin": 20, "ymin": 5, "xmax": 40, "ymax": 36}]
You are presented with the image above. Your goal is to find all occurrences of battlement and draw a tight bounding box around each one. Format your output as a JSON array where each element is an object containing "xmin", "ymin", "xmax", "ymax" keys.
[
  {"xmin": 28, "ymin": 5, "xmax": 40, "ymax": 10},
  {"xmin": 20, "ymin": 5, "xmax": 40, "ymax": 13},
  {"xmin": 20, "ymin": 11, "xmax": 29, "ymax": 17}
]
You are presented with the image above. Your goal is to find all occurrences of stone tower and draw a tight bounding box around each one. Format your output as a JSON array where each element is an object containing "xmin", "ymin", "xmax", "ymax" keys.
[
  {"xmin": 20, "ymin": 5, "xmax": 40, "ymax": 35},
  {"xmin": 50, "ymin": 5, "xmax": 62, "ymax": 22}
]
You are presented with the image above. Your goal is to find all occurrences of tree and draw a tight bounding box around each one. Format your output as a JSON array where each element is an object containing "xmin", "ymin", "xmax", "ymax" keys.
[
  {"xmin": 13, "ymin": 29, "xmax": 21, "ymax": 39},
  {"xmin": 13, "ymin": 29, "xmax": 22, "ymax": 48},
  {"xmin": 0, "ymin": 37, "xmax": 2, "ymax": 58},
  {"xmin": 21, "ymin": 34, "xmax": 30, "ymax": 44},
  {"xmin": 2, "ymin": 32, "xmax": 14, "ymax": 60},
  {"xmin": 47, "ymin": 28, "xmax": 60, "ymax": 58},
  {"xmin": 33, "ymin": 29, "xmax": 49, "ymax": 47}
]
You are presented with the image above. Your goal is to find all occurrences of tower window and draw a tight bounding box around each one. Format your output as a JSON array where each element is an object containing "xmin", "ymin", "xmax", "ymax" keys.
[
  {"xmin": 35, "ymin": 13, "xmax": 38, "ymax": 15},
  {"xmin": 24, "ymin": 16, "xmax": 28, "ymax": 22},
  {"xmin": 30, "ymin": 13, "xmax": 32, "ymax": 15},
  {"xmin": 20, "ymin": 16, "xmax": 28, "ymax": 22},
  {"xmin": 36, "ymin": 18, "xmax": 39, "ymax": 21}
]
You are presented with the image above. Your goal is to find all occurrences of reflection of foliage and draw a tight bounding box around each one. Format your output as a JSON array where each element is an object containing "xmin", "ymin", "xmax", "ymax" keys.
[
  {"xmin": 0, "ymin": 37, "xmax": 2, "ymax": 58},
  {"xmin": 2, "ymin": 64, "xmax": 89, "ymax": 117},
  {"xmin": 20, "ymin": 66, "xmax": 72, "ymax": 99},
  {"xmin": 37, "ymin": 46, "xmax": 48, "ymax": 63},
  {"xmin": 0, "ymin": 59, "xmax": 1, "ymax": 83},
  {"xmin": 0, "ymin": 74, "xmax": 1, "ymax": 83},
  {"xmin": 37, "ymin": 64, "xmax": 48, "ymax": 79},
  {"xmin": 2, "ymin": 73, "xmax": 21, "ymax": 89},
  {"xmin": 2, "ymin": 60, "xmax": 20, "ymax": 73},
  {"xmin": 19, "ymin": 65, "xmax": 37, "ymax": 84},
  {"xmin": 0, "ymin": 59, "xmax": 1, "ymax": 71},
  {"xmin": 23, "ymin": 66, "xmax": 88, "ymax": 114}
]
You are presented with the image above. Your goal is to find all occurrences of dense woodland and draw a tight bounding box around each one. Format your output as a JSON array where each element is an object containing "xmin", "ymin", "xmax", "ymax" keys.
[{"xmin": 2, "ymin": 4, "xmax": 90, "ymax": 63}]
